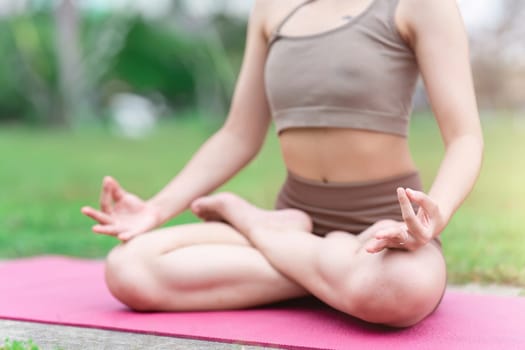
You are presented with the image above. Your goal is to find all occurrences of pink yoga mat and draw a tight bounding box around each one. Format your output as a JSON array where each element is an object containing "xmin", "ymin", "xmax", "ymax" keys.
[{"xmin": 1, "ymin": 256, "xmax": 524, "ymax": 349}]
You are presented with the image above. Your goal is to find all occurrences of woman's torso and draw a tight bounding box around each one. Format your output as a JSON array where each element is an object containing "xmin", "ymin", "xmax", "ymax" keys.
[{"xmin": 263, "ymin": 0, "xmax": 418, "ymax": 183}]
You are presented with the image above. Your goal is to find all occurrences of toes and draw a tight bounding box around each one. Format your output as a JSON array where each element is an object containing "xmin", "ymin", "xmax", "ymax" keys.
[
  {"xmin": 190, "ymin": 199, "xmax": 204, "ymax": 215},
  {"xmin": 190, "ymin": 196, "xmax": 226, "ymax": 222}
]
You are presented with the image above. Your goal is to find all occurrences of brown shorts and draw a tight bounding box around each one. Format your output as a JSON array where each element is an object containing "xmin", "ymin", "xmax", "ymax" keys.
[
  {"xmin": 276, "ymin": 170, "xmax": 445, "ymax": 313},
  {"xmin": 275, "ymin": 170, "xmax": 441, "ymax": 247}
]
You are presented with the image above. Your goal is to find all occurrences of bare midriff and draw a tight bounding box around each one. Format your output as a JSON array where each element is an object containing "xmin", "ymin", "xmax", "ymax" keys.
[{"xmin": 278, "ymin": 128, "xmax": 417, "ymax": 183}]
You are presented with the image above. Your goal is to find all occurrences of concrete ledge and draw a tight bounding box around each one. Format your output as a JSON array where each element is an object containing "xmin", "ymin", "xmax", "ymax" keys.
[
  {"xmin": 447, "ymin": 283, "xmax": 524, "ymax": 296},
  {"xmin": 0, "ymin": 320, "xmax": 278, "ymax": 350}
]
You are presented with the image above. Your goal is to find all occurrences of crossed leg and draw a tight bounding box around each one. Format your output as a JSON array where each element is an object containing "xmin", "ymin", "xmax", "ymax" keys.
[
  {"xmin": 105, "ymin": 209, "xmax": 312, "ymax": 311},
  {"xmin": 106, "ymin": 193, "xmax": 446, "ymax": 327},
  {"xmin": 191, "ymin": 193, "xmax": 447, "ymax": 327}
]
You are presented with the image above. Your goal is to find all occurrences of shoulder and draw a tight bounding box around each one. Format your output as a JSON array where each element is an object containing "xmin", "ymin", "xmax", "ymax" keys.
[
  {"xmin": 251, "ymin": 0, "xmax": 305, "ymax": 39},
  {"xmin": 395, "ymin": 0, "xmax": 464, "ymax": 45},
  {"xmin": 250, "ymin": 0, "xmax": 273, "ymax": 18},
  {"xmin": 397, "ymin": 0, "xmax": 461, "ymax": 20},
  {"xmin": 245, "ymin": 0, "xmax": 272, "ymax": 41}
]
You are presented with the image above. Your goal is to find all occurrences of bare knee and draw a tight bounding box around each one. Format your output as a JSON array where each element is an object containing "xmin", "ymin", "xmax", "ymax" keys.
[
  {"xmin": 105, "ymin": 242, "xmax": 160, "ymax": 311},
  {"xmin": 345, "ymin": 257, "xmax": 445, "ymax": 327}
]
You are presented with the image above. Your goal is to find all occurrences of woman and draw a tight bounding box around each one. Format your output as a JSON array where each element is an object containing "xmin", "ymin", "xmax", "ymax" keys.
[{"xmin": 82, "ymin": 0, "xmax": 483, "ymax": 327}]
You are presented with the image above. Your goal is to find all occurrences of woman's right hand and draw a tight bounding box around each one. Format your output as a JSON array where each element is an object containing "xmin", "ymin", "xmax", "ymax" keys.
[{"xmin": 81, "ymin": 176, "xmax": 162, "ymax": 241}]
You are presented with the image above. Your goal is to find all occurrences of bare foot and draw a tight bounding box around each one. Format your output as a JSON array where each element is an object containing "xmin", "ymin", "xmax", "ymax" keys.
[{"xmin": 191, "ymin": 192, "xmax": 313, "ymax": 234}]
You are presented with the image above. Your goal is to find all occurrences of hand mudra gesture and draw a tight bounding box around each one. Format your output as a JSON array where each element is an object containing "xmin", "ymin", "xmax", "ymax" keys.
[
  {"xmin": 81, "ymin": 176, "xmax": 161, "ymax": 241},
  {"xmin": 365, "ymin": 187, "xmax": 444, "ymax": 253}
]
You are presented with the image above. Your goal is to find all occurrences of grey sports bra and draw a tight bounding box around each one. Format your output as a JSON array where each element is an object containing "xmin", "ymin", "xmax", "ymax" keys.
[{"xmin": 264, "ymin": 0, "xmax": 419, "ymax": 137}]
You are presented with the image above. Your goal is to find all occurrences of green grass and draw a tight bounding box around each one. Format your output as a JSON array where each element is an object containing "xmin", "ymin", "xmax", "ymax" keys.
[
  {"xmin": 1, "ymin": 339, "xmax": 39, "ymax": 350},
  {"xmin": 0, "ymin": 114, "xmax": 524, "ymax": 286},
  {"xmin": 410, "ymin": 114, "xmax": 525, "ymax": 285}
]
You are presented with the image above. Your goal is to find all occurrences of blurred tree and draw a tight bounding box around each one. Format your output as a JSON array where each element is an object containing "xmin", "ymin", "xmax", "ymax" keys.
[
  {"xmin": 55, "ymin": 0, "xmax": 85, "ymax": 126},
  {"xmin": 108, "ymin": 16, "xmax": 239, "ymax": 118},
  {"xmin": 0, "ymin": 3, "xmax": 247, "ymax": 126},
  {"xmin": 468, "ymin": 0, "xmax": 525, "ymax": 110},
  {"xmin": 1, "ymin": 11, "xmax": 60, "ymax": 124},
  {"xmin": 164, "ymin": 1, "xmax": 244, "ymax": 119}
]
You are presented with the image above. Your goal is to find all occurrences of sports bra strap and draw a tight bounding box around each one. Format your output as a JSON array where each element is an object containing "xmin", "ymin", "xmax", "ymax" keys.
[{"xmin": 270, "ymin": 0, "xmax": 317, "ymax": 41}]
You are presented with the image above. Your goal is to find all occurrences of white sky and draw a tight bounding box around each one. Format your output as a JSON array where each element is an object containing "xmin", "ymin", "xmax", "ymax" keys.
[
  {"xmin": 175, "ymin": 0, "xmax": 505, "ymax": 34},
  {"xmin": 0, "ymin": 0, "xmax": 505, "ymax": 30},
  {"xmin": 183, "ymin": 0, "xmax": 502, "ymax": 31},
  {"xmin": 458, "ymin": 0, "xmax": 503, "ymax": 31}
]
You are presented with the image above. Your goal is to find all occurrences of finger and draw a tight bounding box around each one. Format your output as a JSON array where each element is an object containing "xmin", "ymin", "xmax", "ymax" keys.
[
  {"xmin": 109, "ymin": 177, "xmax": 127, "ymax": 202},
  {"xmin": 359, "ymin": 219, "xmax": 398, "ymax": 236},
  {"xmin": 365, "ymin": 237, "xmax": 390, "ymax": 253},
  {"xmin": 375, "ymin": 229, "xmax": 411, "ymax": 251},
  {"xmin": 368, "ymin": 234, "xmax": 413, "ymax": 253},
  {"xmin": 92, "ymin": 224, "xmax": 123, "ymax": 236},
  {"xmin": 118, "ymin": 230, "xmax": 143, "ymax": 242},
  {"xmin": 406, "ymin": 188, "xmax": 439, "ymax": 217},
  {"xmin": 81, "ymin": 206, "xmax": 113, "ymax": 224},
  {"xmin": 397, "ymin": 188, "xmax": 425, "ymax": 236},
  {"xmin": 100, "ymin": 176, "xmax": 114, "ymax": 213},
  {"xmin": 374, "ymin": 227, "xmax": 409, "ymax": 244}
]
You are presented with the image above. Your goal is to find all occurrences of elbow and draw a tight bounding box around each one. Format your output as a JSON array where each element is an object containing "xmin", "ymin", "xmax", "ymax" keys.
[
  {"xmin": 468, "ymin": 131, "xmax": 485, "ymax": 160},
  {"xmin": 473, "ymin": 128, "xmax": 484, "ymax": 159},
  {"xmin": 446, "ymin": 127, "xmax": 484, "ymax": 153},
  {"xmin": 444, "ymin": 130, "xmax": 484, "ymax": 169},
  {"xmin": 472, "ymin": 122, "xmax": 484, "ymax": 150},
  {"xmin": 217, "ymin": 125, "xmax": 265, "ymax": 162},
  {"xmin": 465, "ymin": 130, "xmax": 484, "ymax": 159}
]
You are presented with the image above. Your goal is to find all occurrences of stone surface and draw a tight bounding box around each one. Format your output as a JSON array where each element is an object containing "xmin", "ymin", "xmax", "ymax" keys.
[
  {"xmin": 0, "ymin": 320, "xmax": 279, "ymax": 350},
  {"xmin": 447, "ymin": 283, "xmax": 524, "ymax": 296}
]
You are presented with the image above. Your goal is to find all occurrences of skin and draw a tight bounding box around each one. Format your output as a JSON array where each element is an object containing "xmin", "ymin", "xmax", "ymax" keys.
[{"xmin": 82, "ymin": 0, "xmax": 483, "ymax": 327}]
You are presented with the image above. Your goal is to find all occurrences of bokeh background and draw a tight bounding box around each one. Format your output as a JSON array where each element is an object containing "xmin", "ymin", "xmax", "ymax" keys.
[{"xmin": 0, "ymin": 0, "xmax": 524, "ymax": 287}]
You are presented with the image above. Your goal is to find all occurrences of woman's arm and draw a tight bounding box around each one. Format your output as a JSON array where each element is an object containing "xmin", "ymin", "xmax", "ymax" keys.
[
  {"xmin": 402, "ymin": 0, "xmax": 483, "ymax": 230},
  {"xmin": 366, "ymin": 0, "xmax": 483, "ymax": 252},
  {"xmin": 83, "ymin": 1, "xmax": 274, "ymax": 239}
]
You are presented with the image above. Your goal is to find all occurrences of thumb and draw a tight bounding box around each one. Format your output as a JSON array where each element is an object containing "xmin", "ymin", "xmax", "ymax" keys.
[{"xmin": 118, "ymin": 229, "xmax": 143, "ymax": 242}]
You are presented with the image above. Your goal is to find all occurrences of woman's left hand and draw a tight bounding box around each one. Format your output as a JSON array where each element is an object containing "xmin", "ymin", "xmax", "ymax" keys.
[{"xmin": 365, "ymin": 188, "xmax": 445, "ymax": 253}]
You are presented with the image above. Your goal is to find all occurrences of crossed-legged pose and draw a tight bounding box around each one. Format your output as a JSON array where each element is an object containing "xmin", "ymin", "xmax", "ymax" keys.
[{"xmin": 82, "ymin": 0, "xmax": 483, "ymax": 327}]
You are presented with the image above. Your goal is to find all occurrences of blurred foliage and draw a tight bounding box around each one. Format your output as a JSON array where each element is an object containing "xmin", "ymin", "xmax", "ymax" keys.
[
  {"xmin": 111, "ymin": 19, "xmax": 197, "ymax": 106},
  {"xmin": 0, "ymin": 7, "xmax": 247, "ymax": 126},
  {"xmin": 0, "ymin": 11, "xmax": 59, "ymax": 123}
]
